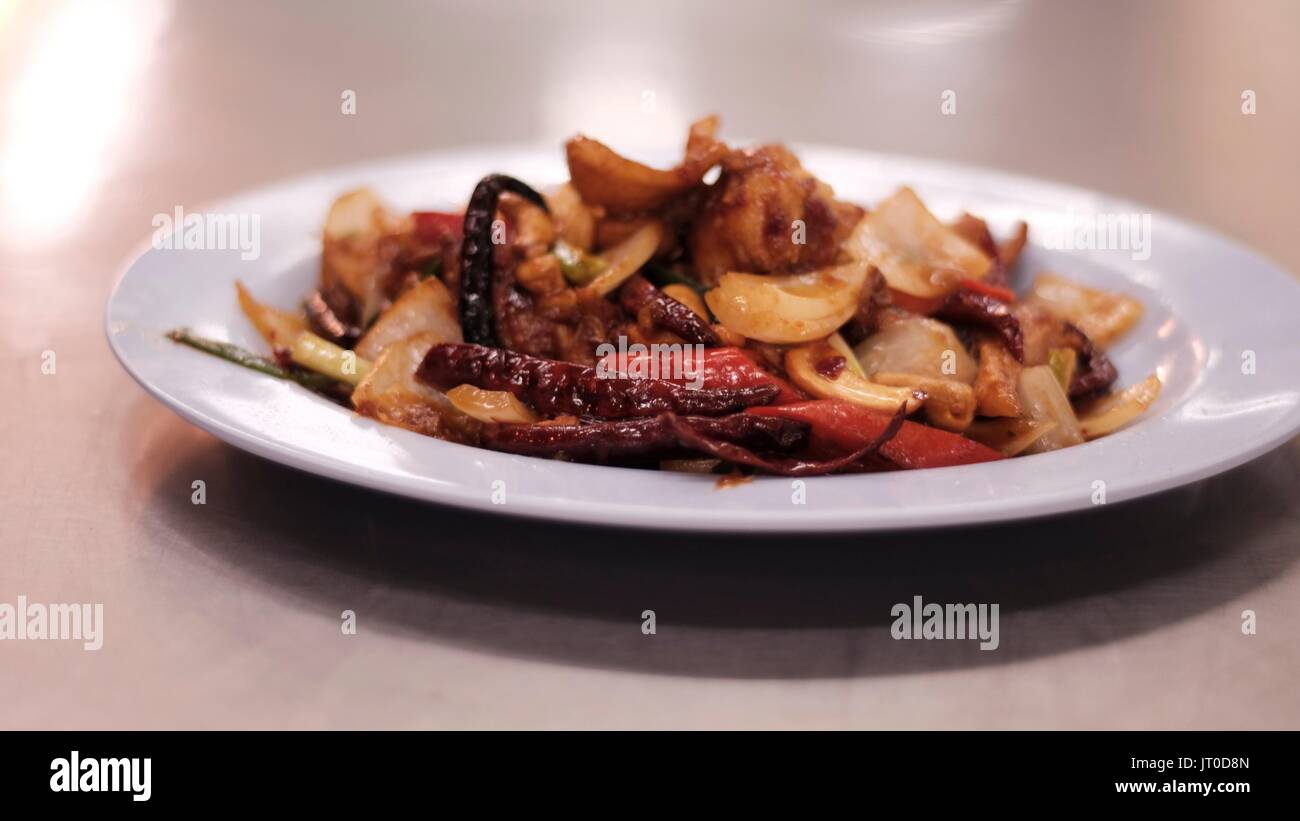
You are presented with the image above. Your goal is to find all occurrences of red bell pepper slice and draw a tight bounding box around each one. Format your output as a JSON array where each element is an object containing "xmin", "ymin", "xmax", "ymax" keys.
[
  {"xmin": 412, "ymin": 211, "xmax": 464, "ymax": 243},
  {"xmin": 745, "ymin": 399, "xmax": 1003, "ymax": 470},
  {"xmin": 956, "ymin": 277, "xmax": 1016, "ymax": 304}
]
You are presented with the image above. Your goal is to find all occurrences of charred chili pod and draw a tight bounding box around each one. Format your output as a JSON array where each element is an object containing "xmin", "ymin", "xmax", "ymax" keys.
[
  {"xmin": 663, "ymin": 402, "xmax": 909, "ymax": 477},
  {"xmin": 417, "ymin": 343, "xmax": 779, "ymax": 418},
  {"xmin": 618, "ymin": 274, "xmax": 720, "ymax": 345},
  {"xmin": 460, "ymin": 174, "xmax": 549, "ymax": 346},
  {"xmin": 936, "ymin": 289, "xmax": 1024, "ymax": 362},
  {"xmin": 482, "ymin": 413, "xmax": 808, "ymax": 463},
  {"xmin": 1060, "ymin": 322, "xmax": 1118, "ymax": 398},
  {"xmin": 304, "ymin": 290, "xmax": 361, "ymax": 348}
]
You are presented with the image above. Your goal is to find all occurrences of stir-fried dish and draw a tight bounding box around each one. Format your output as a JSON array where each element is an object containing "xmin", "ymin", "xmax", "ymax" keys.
[{"xmin": 171, "ymin": 116, "xmax": 1160, "ymax": 477}]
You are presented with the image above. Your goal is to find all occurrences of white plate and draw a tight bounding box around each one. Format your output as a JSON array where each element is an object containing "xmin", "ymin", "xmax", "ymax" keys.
[{"xmin": 106, "ymin": 145, "xmax": 1300, "ymax": 532}]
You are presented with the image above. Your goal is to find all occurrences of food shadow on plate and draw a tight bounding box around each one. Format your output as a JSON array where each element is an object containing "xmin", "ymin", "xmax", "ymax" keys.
[{"xmin": 130, "ymin": 399, "xmax": 1300, "ymax": 679}]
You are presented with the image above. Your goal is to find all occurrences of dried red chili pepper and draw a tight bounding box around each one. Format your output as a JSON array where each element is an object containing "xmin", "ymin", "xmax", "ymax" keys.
[
  {"xmin": 460, "ymin": 174, "xmax": 549, "ymax": 346},
  {"xmin": 417, "ymin": 343, "xmax": 779, "ymax": 418},
  {"xmin": 663, "ymin": 403, "xmax": 909, "ymax": 476},
  {"xmin": 618, "ymin": 274, "xmax": 720, "ymax": 345},
  {"xmin": 600, "ymin": 346, "xmax": 805, "ymax": 405},
  {"xmin": 948, "ymin": 215, "xmax": 1027, "ymax": 290},
  {"xmin": 814, "ymin": 355, "xmax": 847, "ymax": 380},
  {"xmin": 935, "ymin": 288, "xmax": 1024, "ymax": 362},
  {"xmin": 482, "ymin": 413, "xmax": 808, "ymax": 463},
  {"xmin": 304, "ymin": 290, "xmax": 361, "ymax": 348},
  {"xmin": 1059, "ymin": 321, "xmax": 1118, "ymax": 398}
]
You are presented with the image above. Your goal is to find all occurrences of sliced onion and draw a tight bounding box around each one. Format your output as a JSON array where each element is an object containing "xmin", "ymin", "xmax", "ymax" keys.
[
  {"xmin": 705, "ymin": 261, "xmax": 869, "ymax": 344},
  {"xmin": 855, "ymin": 316, "xmax": 977, "ymax": 383},
  {"xmin": 353, "ymin": 334, "xmax": 438, "ymax": 407},
  {"xmin": 326, "ymin": 187, "xmax": 392, "ymax": 238},
  {"xmin": 582, "ymin": 222, "xmax": 663, "ymax": 297},
  {"xmin": 1027, "ymin": 273, "xmax": 1144, "ymax": 348},
  {"xmin": 871, "ymin": 371, "xmax": 976, "ymax": 432},
  {"xmin": 1047, "ymin": 347, "xmax": 1077, "ymax": 391},
  {"xmin": 826, "ymin": 331, "xmax": 867, "ymax": 378},
  {"xmin": 355, "ymin": 277, "xmax": 461, "ymax": 361},
  {"xmin": 965, "ymin": 418, "xmax": 1059, "ymax": 456},
  {"xmin": 236, "ymin": 281, "xmax": 307, "ymax": 352},
  {"xmin": 352, "ymin": 333, "xmax": 477, "ymax": 441},
  {"xmin": 446, "ymin": 384, "xmax": 539, "ymax": 424},
  {"xmin": 1077, "ymin": 373, "xmax": 1161, "ymax": 440},
  {"xmin": 785, "ymin": 342, "xmax": 922, "ymax": 415},
  {"xmin": 841, "ymin": 187, "xmax": 992, "ymax": 298},
  {"xmin": 321, "ymin": 187, "xmax": 402, "ymax": 324},
  {"xmin": 712, "ymin": 323, "xmax": 747, "ymax": 347},
  {"xmin": 1017, "ymin": 365, "xmax": 1084, "ymax": 453}
]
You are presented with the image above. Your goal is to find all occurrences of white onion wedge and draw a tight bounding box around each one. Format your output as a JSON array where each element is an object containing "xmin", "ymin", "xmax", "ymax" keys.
[
  {"xmin": 352, "ymin": 335, "xmax": 437, "ymax": 408},
  {"xmin": 841, "ymin": 187, "xmax": 991, "ymax": 298},
  {"xmin": 354, "ymin": 277, "xmax": 461, "ymax": 361},
  {"xmin": 965, "ymin": 418, "xmax": 1059, "ymax": 457},
  {"xmin": 323, "ymin": 187, "xmax": 388, "ymax": 240},
  {"xmin": 826, "ymin": 332, "xmax": 866, "ymax": 378},
  {"xmin": 582, "ymin": 222, "xmax": 663, "ymax": 297},
  {"xmin": 785, "ymin": 343, "xmax": 922, "ymax": 415},
  {"xmin": 352, "ymin": 334, "xmax": 476, "ymax": 441},
  {"xmin": 855, "ymin": 316, "xmax": 977, "ymax": 383},
  {"xmin": 1017, "ymin": 365, "xmax": 1084, "ymax": 453},
  {"xmin": 1027, "ymin": 273, "xmax": 1144, "ymax": 348},
  {"xmin": 705, "ymin": 261, "xmax": 869, "ymax": 344},
  {"xmin": 321, "ymin": 187, "xmax": 402, "ymax": 324},
  {"xmin": 1077, "ymin": 373, "xmax": 1162, "ymax": 440}
]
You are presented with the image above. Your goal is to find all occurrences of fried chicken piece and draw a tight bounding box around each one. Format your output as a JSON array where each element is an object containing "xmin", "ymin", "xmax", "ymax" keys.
[
  {"xmin": 689, "ymin": 146, "xmax": 863, "ymax": 284},
  {"xmin": 973, "ymin": 333, "xmax": 1022, "ymax": 418},
  {"xmin": 566, "ymin": 116, "xmax": 728, "ymax": 214}
]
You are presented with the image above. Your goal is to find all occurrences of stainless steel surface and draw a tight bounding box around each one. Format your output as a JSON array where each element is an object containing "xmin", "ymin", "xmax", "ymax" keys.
[{"xmin": 2, "ymin": 0, "xmax": 1297, "ymax": 728}]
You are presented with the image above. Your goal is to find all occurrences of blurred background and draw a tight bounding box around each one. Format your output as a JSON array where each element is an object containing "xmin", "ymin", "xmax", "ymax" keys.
[{"xmin": 1, "ymin": 0, "xmax": 1298, "ymax": 728}]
